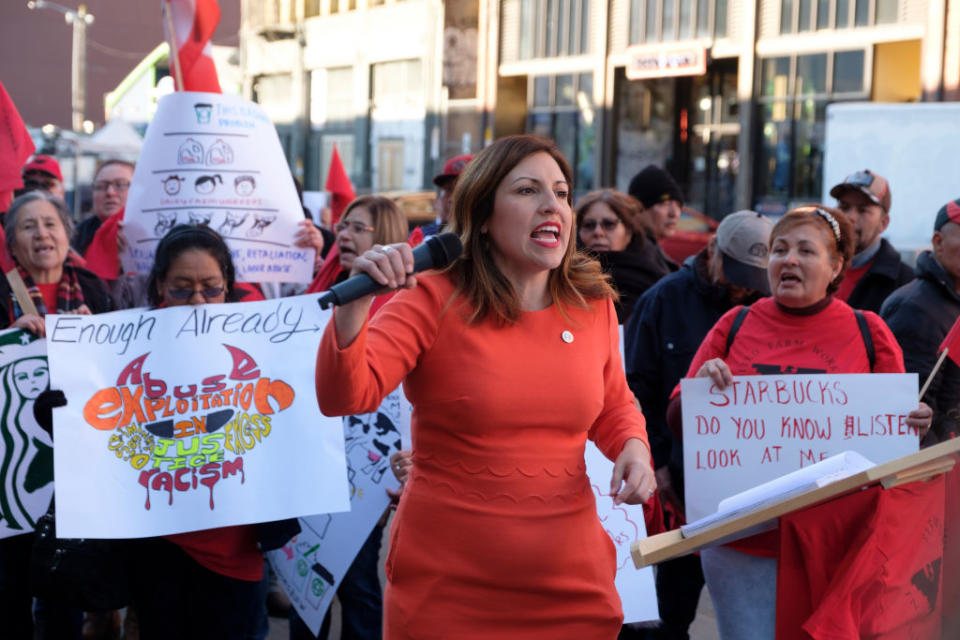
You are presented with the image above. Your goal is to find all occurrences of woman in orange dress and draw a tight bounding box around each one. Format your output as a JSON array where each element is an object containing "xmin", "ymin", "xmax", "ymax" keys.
[{"xmin": 316, "ymin": 135, "xmax": 656, "ymax": 638}]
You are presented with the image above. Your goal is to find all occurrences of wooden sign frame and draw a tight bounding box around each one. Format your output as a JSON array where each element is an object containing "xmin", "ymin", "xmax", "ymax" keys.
[{"xmin": 632, "ymin": 438, "xmax": 960, "ymax": 569}]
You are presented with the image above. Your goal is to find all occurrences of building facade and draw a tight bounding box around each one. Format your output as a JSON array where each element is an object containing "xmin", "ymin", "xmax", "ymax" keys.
[
  {"xmin": 241, "ymin": 0, "xmax": 491, "ymax": 192},
  {"xmin": 242, "ymin": 0, "xmax": 959, "ymax": 211}
]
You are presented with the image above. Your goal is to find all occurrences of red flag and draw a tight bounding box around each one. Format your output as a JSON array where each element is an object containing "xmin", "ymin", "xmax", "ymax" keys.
[
  {"xmin": 940, "ymin": 315, "xmax": 960, "ymax": 366},
  {"xmin": 325, "ymin": 145, "xmax": 355, "ymax": 224},
  {"xmin": 83, "ymin": 209, "xmax": 124, "ymax": 280},
  {"xmin": 164, "ymin": 0, "xmax": 222, "ymax": 93},
  {"xmin": 0, "ymin": 81, "xmax": 36, "ymax": 207}
]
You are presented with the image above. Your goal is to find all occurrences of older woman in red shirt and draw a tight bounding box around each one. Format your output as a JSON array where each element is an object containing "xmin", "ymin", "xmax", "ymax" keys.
[{"xmin": 679, "ymin": 205, "xmax": 932, "ymax": 639}]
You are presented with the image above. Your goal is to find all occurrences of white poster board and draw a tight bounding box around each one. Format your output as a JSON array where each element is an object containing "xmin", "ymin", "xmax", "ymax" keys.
[
  {"xmin": 585, "ymin": 442, "xmax": 659, "ymax": 624},
  {"xmin": 0, "ymin": 330, "xmax": 54, "ymax": 540},
  {"xmin": 681, "ymin": 373, "xmax": 919, "ymax": 522},
  {"xmin": 268, "ymin": 388, "xmax": 411, "ymax": 635},
  {"xmin": 47, "ymin": 296, "xmax": 349, "ymax": 538},
  {"xmin": 121, "ymin": 91, "xmax": 315, "ymax": 283}
]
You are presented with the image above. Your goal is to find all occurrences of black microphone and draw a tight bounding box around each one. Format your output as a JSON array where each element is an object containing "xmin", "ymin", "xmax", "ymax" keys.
[{"xmin": 317, "ymin": 232, "xmax": 463, "ymax": 309}]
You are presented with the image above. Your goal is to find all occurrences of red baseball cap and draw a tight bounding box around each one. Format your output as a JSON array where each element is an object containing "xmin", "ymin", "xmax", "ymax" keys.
[
  {"xmin": 22, "ymin": 155, "xmax": 63, "ymax": 182},
  {"xmin": 433, "ymin": 154, "xmax": 473, "ymax": 187}
]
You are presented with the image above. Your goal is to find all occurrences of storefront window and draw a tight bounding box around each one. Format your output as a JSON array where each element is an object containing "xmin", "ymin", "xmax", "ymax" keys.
[
  {"xmin": 816, "ymin": 0, "xmax": 830, "ymax": 27},
  {"xmin": 527, "ymin": 73, "xmax": 596, "ymax": 194},
  {"xmin": 835, "ymin": 0, "xmax": 850, "ymax": 27},
  {"xmin": 755, "ymin": 52, "xmax": 867, "ymax": 213},
  {"xmin": 679, "ymin": 0, "xmax": 693, "ymax": 38},
  {"xmin": 798, "ymin": 0, "xmax": 812, "ymax": 30},
  {"xmin": 714, "ymin": 0, "xmax": 727, "ymax": 36},
  {"xmin": 662, "ymin": 0, "xmax": 675, "ymax": 41},
  {"xmin": 630, "ymin": 0, "xmax": 726, "ymax": 42},
  {"xmin": 697, "ymin": 0, "xmax": 710, "ymax": 35}
]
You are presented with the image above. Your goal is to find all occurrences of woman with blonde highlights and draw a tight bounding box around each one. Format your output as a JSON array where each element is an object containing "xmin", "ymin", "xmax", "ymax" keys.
[{"xmin": 316, "ymin": 135, "xmax": 655, "ymax": 637}]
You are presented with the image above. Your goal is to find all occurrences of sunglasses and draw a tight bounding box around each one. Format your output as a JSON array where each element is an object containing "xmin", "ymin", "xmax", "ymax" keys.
[
  {"xmin": 166, "ymin": 285, "xmax": 225, "ymax": 300},
  {"xmin": 93, "ymin": 179, "xmax": 131, "ymax": 193},
  {"xmin": 335, "ymin": 220, "xmax": 375, "ymax": 234},
  {"xmin": 580, "ymin": 218, "xmax": 621, "ymax": 233}
]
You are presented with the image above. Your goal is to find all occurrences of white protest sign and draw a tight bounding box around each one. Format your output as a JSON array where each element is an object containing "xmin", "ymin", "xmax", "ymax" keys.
[
  {"xmin": 121, "ymin": 91, "xmax": 314, "ymax": 283},
  {"xmin": 268, "ymin": 388, "xmax": 411, "ymax": 635},
  {"xmin": 47, "ymin": 296, "xmax": 349, "ymax": 538},
  {"xmin": 585, "ymin": 442, "xmax": 659, "ymax": 624},
  {"xmin": 0, "ymin": 330, "xmax": 54, "ymax": 539},
  {"xmin": 681, "ymin": 373, "xmax": 919, "ymax": 522}
]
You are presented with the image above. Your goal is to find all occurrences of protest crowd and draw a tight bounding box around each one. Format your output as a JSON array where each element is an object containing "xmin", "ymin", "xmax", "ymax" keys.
[{"xmin": 1, "ymin": 8, "xmax": 959, "ymax": 640}]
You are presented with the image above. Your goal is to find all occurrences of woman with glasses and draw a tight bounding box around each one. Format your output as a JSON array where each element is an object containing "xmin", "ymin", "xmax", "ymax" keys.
[
  {"xmin": 124, "ymin": 224, "xmax": 268, "ymax": 640},
  {"xmin": 576, "ymin": 189, "xmax": 674, "ymax": 323},
  {"xmin": 305, "ymin": 196, "xmax": 408, "ymax": 313},
  {"xmin": 0, "ymin": 191, "xmax": 113, "ymax": 639}
]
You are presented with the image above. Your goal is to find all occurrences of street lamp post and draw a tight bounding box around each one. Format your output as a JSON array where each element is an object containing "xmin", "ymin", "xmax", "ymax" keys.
[{"xmin": 26, "ymin": 1, "xmax": 95, "ymax": 132}]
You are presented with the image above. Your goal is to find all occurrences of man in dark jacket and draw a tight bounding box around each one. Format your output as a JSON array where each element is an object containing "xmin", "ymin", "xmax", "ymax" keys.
[
  {"xmin": 623, "ymin": 210, "xmax": 773, "ymax": 639},
  {"xmin": 881, "ymin": 197, "xmax": 960, "ymax": 443},
  {"xmin": 831, "ymin": 169, "xmax": 913, "ymax": 312}
]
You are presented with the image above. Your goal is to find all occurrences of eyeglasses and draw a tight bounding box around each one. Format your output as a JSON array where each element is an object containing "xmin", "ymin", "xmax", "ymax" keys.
[
  {"xmin": 335, "ymin": 220, "xmax": 375, "ymax": 234},
  {"xmin": 580, "ymin": 218, "xmax": 621, "ymax": 233},
  {"xmin": 93, "ymin": 179, "xmax": 131, "ymax": 193},
  {"xmin": 166, "ymin": 285, "xmax": 225, "ymax": 300}
]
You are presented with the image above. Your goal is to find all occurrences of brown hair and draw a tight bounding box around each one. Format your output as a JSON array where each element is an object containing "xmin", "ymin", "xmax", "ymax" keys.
[
  {"xmin": 770, "ymin": 204, "xmax": 855, "ymax": 294},
  {"xmin": 94, "ymin": 159, "xmax": 135, "ymax": 178},
  {"xmin": 446, "ymin": 135, "xmax": 614, "ymax": 324},
  {"xmin": 575, "ymin": 189, "xmax": 648, "ymax": 244},
  {"xmin": 341, "ymin": 196, "xmax": 408, "ymax": 247}
]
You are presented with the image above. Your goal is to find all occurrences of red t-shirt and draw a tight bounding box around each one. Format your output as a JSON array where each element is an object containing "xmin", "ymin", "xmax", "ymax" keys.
[
  {"xmin": 36, "ymin": 282, "xmax": 58, "ymax": 314},
  {"xmin": 166, "ymin": 526, "xmax": 263, "ymax": 581},
  {"xmin": 836, "ymin": 261, "xmax": 872, "ymax": 302},
  {"xmin": 680, "ymin": 296, "xmax": 905, "ymax": 556}
]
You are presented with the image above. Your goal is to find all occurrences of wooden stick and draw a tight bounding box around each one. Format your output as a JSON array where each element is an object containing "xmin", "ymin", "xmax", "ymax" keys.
[
  {"xmin": 163, "ymin": 2, "xmax": 185, "ymax": 91},
  {"xmin": 919, "ymin": 348, "xmax": 950, "ymax": 400},
  {"xmin": 4, "ymin": 269, "xmax": 39, "ymax": 317}
]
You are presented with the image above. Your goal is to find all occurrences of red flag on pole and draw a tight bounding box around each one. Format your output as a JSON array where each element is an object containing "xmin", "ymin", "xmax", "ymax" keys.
[
  {"xmin": 0, "ymin": 81, "xmax": 36, "ymax": 209},
  {"xmin": 939, "ymin": 315, "xmax": 960, "ymax": 367},
  {"xmin": 0, "ymin": 81, "xmax": 34, "ymax": 271},
  {"xmin": 325, "ymin": 145, "xmax": 355, "ymax": 224},
  {"xmin": 163, "ymin": 0, "xmax": 222, "ymax": 93}
]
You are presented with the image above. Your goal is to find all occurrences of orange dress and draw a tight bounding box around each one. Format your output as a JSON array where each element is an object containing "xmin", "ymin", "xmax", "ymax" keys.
[{"xmin": 316, "ymin": 273, "xmax": 649, "ymax": 639}]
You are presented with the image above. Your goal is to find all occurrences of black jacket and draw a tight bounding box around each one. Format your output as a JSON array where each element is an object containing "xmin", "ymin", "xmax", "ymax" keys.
[
  {"xmin": 881, "ymin": 251, "xmax": 960, "ymax": 442},
  {"xmin": 0, "ymin": 266, "xmax": 112, "ymax": 328},
  {"xmin": 593, "ymin": 233, "xmax": 675, "ymax": 324},
  {"xmin": 72, "ymin": 215, "xmax": 103, "ymax": 258},
  {"xmin": 624, "ymin": 249, "xmax": 757, "ymax": 480},
  {"xmin": 847, "ymin": 238, "xmax": 914, "ymax": 313}
]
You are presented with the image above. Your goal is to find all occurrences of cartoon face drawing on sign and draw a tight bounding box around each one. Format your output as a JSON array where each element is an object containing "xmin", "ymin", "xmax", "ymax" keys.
[
  {"xmin": 154, "ymin": 212, "xmax": 177, "ymax": 237},
  {"xmin": 13, "ymin": 358, "xmax": 49, "ymax": 399},
  {"xmin": 217, "ymin": 211, "xmax": 249, "ymax": 236},
  {"xmin": 187, "ymin": 211, "xmax": 213, "ymax": 227},
  {"xmin": 178, "ymin": 138, "xmax": 204, "ymax": 165},
  {"xmin": 162, "ymin": 175, "xmax": 185, "ymax": 196},
  {"xmin": 206, "ymin": 139, "xmax": 234, "ymax": 165},
  {"xmin": 194, "ymin": 174, "xmax": 222, "ymax": 195},
  {"xmin": 343, "ymin": 411, "xmax": 402, "ymax": 492},
  {"xmin": 234, "ymin": 175, "xmax": 256, "ymax": 197},
  {"xmin": 247, "ymin": 212, "xmax": 276, "ymax": 238}
]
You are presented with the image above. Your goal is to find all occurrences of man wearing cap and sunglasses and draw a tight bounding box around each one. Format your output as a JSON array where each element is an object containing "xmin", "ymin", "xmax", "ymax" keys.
[
  {"xmin": 830, "ymin": 169, "xmax": 913, "ymax": 312},
  {"xmin": 624, "ymin": 210, "xmax": 774, "ymax": 639},
  {"xmin": 423, "ymin": 154, "xmax": 473, "ymax": 238}
]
